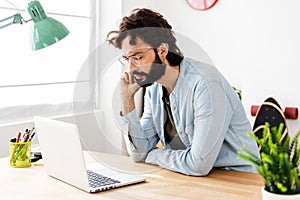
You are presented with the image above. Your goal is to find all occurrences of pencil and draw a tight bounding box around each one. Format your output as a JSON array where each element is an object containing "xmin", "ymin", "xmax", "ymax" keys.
[
  {"xmin": 13, "ymin": 144, "xmax": 26, "ymax": 163},
  {"xmin": 10, "ymin": 132, "xmax": 21, "ymax": 161}
]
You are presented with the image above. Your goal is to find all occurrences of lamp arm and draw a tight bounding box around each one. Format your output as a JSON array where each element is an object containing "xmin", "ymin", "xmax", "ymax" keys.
[{"xmin": 0, "ymin": 13, "xmax": 24, "ymax": 30}]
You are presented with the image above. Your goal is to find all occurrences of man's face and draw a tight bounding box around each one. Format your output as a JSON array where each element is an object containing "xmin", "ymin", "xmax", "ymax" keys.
[{"xmin": 121, "ymin": 36, "xmax": 166, "ymax": 88}]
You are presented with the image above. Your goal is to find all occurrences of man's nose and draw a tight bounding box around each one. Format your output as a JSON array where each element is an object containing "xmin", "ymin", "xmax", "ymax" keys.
[{"xmin": 129, "ymin": 62, "xmax": 138, "ymax": 71}]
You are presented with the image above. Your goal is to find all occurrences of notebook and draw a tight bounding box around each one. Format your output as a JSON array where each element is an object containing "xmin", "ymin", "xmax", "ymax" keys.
[{"xmin": 33, "ymin": 116, "xmax": 145, "ymax": 193}]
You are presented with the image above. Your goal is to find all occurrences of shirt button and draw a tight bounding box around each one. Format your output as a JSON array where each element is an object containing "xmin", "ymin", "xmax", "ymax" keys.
[{"xmin": 172, "ymin": 106, "xmax": 176, "ymax": 110}]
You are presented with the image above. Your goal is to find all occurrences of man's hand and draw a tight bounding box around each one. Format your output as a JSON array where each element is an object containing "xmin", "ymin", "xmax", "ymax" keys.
[{"xmin": 120, "ymin": 71, "xmax": 141, "ymax": 115}]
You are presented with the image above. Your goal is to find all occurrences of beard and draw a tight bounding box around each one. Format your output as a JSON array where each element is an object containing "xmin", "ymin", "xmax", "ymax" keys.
[{"xmin": 133, "ymin": 52, "xmax": 166, "ymax": 88}]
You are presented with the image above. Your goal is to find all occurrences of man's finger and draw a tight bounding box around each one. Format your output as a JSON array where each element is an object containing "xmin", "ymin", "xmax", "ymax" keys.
[
  {"xmin": 121, "ymin": 72, "xmax": 130, "ymax": 83},
  {"xmin": 128, "ymin": 72, "xmax": 135, "ymax": 84}
]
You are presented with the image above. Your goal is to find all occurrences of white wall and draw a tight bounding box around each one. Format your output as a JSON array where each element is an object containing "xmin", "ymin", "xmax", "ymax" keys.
[
  {"xmin": 123, "ymin": 0, "xmax": 300, "ymax": 136},
  {"xmin": 2, "ymin": 0, "xmax": 300, "ymax": 157}
]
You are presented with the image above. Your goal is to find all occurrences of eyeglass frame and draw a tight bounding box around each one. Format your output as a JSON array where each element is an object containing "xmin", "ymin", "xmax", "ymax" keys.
[{"xmin": 119, "ymin": 48, "xmax": 153, "ymax": 67}]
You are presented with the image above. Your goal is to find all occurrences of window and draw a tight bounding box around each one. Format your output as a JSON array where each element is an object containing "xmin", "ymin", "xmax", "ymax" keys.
[{"xmin": 0, "ymin": 0, "xmax": 91, "ymax": 123}]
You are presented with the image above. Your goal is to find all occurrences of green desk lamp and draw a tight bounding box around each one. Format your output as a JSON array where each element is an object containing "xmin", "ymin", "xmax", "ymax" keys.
[{"xmin": 0, "ymin": 0, "xmax": 69, "ymax": 50}]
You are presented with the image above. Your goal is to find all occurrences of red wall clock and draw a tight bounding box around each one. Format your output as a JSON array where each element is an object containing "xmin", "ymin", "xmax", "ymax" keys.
[{"xmin": 186, "ymin": 0, "xmax": 218, "ymax": 11}]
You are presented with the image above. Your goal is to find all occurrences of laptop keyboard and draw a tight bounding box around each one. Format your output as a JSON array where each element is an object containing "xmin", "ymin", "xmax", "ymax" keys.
[{"xmin": 87, "ymin": 170, "xmax": 121, "ymax": 188}]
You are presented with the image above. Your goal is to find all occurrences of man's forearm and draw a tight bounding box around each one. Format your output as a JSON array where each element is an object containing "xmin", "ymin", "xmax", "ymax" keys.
[{"xmin": 121, "ymin": 97, "xmax": 135, "ymax": 115}]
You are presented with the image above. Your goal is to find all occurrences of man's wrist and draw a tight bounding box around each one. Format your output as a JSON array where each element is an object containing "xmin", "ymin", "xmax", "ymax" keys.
[{"xmin": 121, "ymin": 108, "xmax": 134, "ymax": 116}]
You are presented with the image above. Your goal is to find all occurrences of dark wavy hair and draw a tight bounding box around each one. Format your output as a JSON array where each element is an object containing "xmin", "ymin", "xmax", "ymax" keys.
[{"xmin": 106, "ymin": 8, "xmax": 184, "ymax": 66}]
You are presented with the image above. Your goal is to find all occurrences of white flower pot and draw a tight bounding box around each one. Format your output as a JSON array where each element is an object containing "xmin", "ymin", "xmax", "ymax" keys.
[{"xmin": 261, "ymin": 187, "xmax": 300, "ymax": 200}]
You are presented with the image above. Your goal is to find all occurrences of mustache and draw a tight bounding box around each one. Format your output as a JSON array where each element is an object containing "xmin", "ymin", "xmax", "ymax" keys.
[{"xmin": 132, "ymin": 71, "xmax": 148, "ymax": 76}]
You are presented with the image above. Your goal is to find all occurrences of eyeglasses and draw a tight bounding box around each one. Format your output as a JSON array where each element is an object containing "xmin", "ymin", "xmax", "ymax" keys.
[{"xmin": 120, "ymin": 48, "xmax": 153, "ymax": 66}]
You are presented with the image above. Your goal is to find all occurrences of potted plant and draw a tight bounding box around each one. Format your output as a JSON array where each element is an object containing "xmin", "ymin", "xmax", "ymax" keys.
[{"xmin": 238, "ymin": 122, "xmax": 300, "ymax": 200}]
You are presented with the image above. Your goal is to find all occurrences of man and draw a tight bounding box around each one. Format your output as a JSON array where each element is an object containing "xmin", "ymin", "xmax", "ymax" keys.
[{"xmin": 107, "ymin": 8, "xmax": 259, "ymax": 176}]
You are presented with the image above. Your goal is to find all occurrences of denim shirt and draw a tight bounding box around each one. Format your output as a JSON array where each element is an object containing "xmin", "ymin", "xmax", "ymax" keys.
[{"xmin": 121, "ymin": 57, "xmax": 259, "ymax": 176}]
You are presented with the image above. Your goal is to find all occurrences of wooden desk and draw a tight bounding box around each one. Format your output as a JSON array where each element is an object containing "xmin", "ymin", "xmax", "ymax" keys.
[{"xmin": 0, "ymin": 152, "xmax": 263, "ymax": 200}]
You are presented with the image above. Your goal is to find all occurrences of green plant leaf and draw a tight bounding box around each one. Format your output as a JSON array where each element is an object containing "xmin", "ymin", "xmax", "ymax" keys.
[
  {"xmin": 282, "ymin": 136, "xmax": 290, "ymax": 155},
  {"xmin": 291, "ymin": 130, "xmax": 300, "ymax": 167},
  {"xmin": 261, "ymin": 152, "xmax": 273, "ymax": 165},
  {"xmin": 237, "ymin": 150, "xmax": 260, "ymax": 166},
  {"xmin": 247, "ymin": 131, "xmax": 261, "ymax": 146},
  {"xmin": 277, "ymin": 182, "xmax": 288, "ymax": 193},
  {"xmin": 290, "ymin": 167, "xmax": 300, "ymax": 194}
]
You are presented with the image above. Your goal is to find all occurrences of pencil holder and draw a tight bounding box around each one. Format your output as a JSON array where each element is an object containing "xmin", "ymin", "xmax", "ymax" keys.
[{"xmin": 9, "ymin": 141, "xmax": 32, "ymax": 168}]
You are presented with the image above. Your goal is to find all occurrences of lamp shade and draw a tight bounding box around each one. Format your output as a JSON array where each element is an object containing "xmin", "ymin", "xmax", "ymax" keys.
[{"xmin": 27, "ymin": 0, "xmax": 69, "ymax": 50}]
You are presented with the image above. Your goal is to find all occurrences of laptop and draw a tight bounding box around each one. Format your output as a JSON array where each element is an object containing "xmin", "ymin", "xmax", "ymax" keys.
[{"xmin": 33, "ymin": 116, "xmax": 145, "ymax": 193}]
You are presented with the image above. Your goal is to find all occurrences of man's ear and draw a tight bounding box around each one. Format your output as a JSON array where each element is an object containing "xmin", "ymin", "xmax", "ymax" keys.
[{"xmin": 158, "ymin": 43, "xmax": 169, "ymax": 59}]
